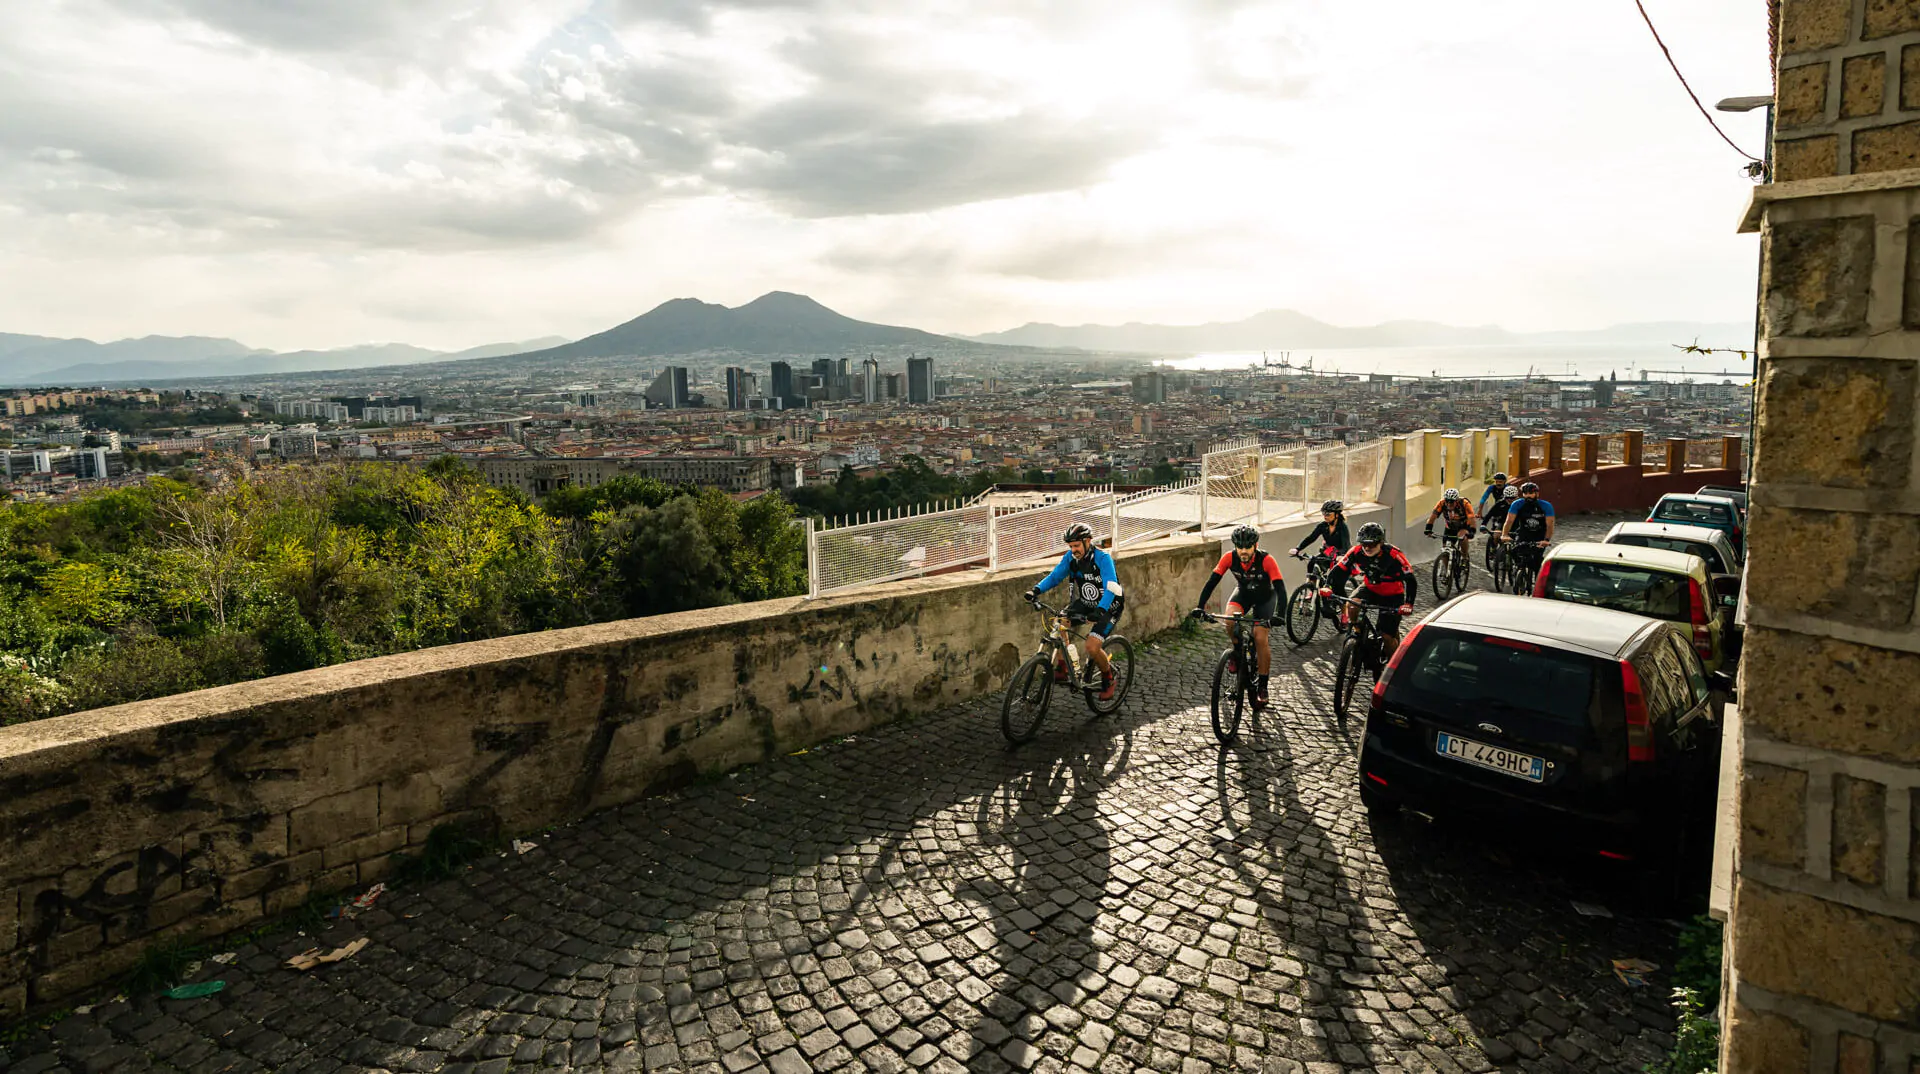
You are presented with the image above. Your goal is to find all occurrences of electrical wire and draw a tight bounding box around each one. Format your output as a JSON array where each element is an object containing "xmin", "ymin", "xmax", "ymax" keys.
[{"xmin": 1633, "ymin": 0, "xmax": 1764, "ymax": 163}]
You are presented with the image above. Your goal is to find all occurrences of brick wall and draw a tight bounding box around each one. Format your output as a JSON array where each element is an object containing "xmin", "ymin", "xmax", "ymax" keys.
[
  {"xmin": 0, "ymin": 538, "xmax": 1221, "ymax": 1016},
  {"xmin": 1723, "ymin": 1, "xmax": 1920, "ymax": 1069}
]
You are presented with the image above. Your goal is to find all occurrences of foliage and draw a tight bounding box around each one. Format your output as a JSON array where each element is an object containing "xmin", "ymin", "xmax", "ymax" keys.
[
  {"xmin": 1674, "ymin": 915, "xmax": 1723, "ymax": 1007},
  {"xmin": 785, "ymin": 455, "xmax": 1015, "ymax": 519},
  {"xmin": 1645, "ymin": 987, "xmax": 1718, "ymax": 1074},
  {"xmin": 390, "ymin": 822, "xmax": 495, "ymax": 886},
  {"xmin": 0, "ymin": 461, "xmax": 808, "ymax": 721}
]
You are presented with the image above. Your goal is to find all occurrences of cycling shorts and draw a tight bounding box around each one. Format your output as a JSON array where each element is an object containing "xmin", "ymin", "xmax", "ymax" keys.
[
  {"xmin": 1068, "ymin": 598, "xmax": 1122, "ymax": 638},
  {"xmin": 1444, "ymin": 519, "xmax": 1474, "ymax": 538},
  {"xmin": 1357, "ymin": 588, "xmax": 1405, "ymax": 635},
  {"xmin": 1226, "ymin": 590, "xmax": 1278, "ymax": 622}
]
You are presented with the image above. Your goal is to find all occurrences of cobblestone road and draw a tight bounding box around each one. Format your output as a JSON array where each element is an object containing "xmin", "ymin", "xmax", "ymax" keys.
[{"xmin": 4, "ymin": 515, "xmax": 1691, "ymax": 1074}]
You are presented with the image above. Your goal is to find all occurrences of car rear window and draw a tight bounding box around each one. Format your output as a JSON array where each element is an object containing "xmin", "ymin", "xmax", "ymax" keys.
[
  {"xmin": 1385, "ymin": 627, "xmax": 1602, "ymax": 726},
  {"xmin": 1541, "ymin": 560, "xmax": 1690, "ymax": 621},
  {"xmin": 1653, "ymin": 500, "xmax": 1731, "ymax": 526},
  {"xmin": 1615, "ymin": 535, "xmax": 1723, "ymax": 573}
]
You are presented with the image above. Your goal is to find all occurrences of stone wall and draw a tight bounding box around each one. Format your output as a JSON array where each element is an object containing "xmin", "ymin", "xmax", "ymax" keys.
[
  {"xmin": 0, "ymin": 536, "xmax": 1221, "ymax": 1016},
  {"xmin": 1723, "ymin": 2, "xmax": 1920, "ymax": 1069}
]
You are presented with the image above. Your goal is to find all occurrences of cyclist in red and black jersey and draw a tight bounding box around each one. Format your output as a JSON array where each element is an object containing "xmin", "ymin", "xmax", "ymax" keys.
[
  {"xmin": 1192, "ymin": 525, "xmax": 1284, "ymax": 706},
  {"xmin": 1323, "ymin": 522, "xmax": 1417, "ymax": 656},
  {"xmin": 1289, "ymin": 500, "xmax": 1350, "ymax": 594},
  {"xmin": 1423, "ymin": 488, "xmax": 1477, "ymax": 562}
]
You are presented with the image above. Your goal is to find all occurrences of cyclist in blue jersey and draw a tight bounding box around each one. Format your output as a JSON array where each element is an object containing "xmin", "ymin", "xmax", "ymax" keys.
[
  {"xmin": 1027, "ymin": 522, "xmax": 1124, "ymax": 700},
  {"xmin": 1478, "ymin": 472, "xmax": 1509, "ymax": 518},
  {"xmin": 1500, "ymin": 482, "xmax": 1557, "ymax": 581}
]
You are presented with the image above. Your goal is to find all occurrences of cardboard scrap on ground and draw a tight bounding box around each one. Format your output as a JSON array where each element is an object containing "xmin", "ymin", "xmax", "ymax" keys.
[
  {"xmin": 512, "ymin": 839, "xmax": 538, "ymax": 855},
  {"xmin": 1570, "ymin": 900, "xmax": 1614, "ymax": 918},
  {"xmin": 1611, "ymin": 958, "xmax": 1659, "ymax": 988},
  {"xmin": 286, "ymin": 937, "xmax": 370, "ymax": 971}
]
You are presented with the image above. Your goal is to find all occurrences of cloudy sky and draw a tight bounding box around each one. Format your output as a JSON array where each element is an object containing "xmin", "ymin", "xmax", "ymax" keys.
[{"xmin": 1, "ymin": 0, "xmax": 1771, "ymax": 351}]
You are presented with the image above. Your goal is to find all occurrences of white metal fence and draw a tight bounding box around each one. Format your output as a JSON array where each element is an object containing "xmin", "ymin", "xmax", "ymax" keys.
[{"xmin": 806, "ymin": 436, "xmax": 1397, "ymax": 597}]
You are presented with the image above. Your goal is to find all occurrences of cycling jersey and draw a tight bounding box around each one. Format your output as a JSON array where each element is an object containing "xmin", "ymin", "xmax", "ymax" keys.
[
  {"xmin": 1197, "ymin": 548, "xmax": 1284, "ymax": 610},
  {"xmin": 1506, "ymin": 498, "xmax": 1556, "ymax": 539},
  {"xmin": 1432, "ymin": 499, "xmax": 1473, "ymax": 526},
  {"xmin": 1328, "ymin": 543, "xmax": 1416, "ymax": 599},
  {"xmin": 1477, "ymin": 484, "xmax": 1505, "ymax": 517},
  {"xmin": 1035, "ymin": 548, "xmax": 1122, "ymax": 619},
  {"xmin": 1483, "ymin": 500, "xmax": 1512, "ymax": 531},
  {"xmin": 1293, "ymin": 518, "xmax": 1351, "ymax": 558}
]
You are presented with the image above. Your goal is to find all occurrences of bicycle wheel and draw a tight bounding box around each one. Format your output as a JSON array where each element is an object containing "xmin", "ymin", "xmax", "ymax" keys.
[
  {"xmin": 1211, "ymin": 648, "xmax": 1244, "ymax": 744},
  {"xmin": 1284, "ymin": 582, "xmax": 1321, "ymax": 645},
  {"xmin": 1332, "ymin": 637, "xmax": 1365, "ymax": 720},
  {"xmin": 1084, "ymin": 635, "xmax": 1134, "ymax": 716},
  {"xmin": 1001, "ymin": 653, "xmax": 1053, "ymax": 744},
  {"xmin": 1508, "ymin": 559, "xmax": 1533, "ymax": 595},
  {"xmin": 1430, "ymin": 548, "xmax": 1453, "ymax": 602},
  {"xmin": 1484, "ymin": 536, "xmax": 1496, "ymax": 572}
]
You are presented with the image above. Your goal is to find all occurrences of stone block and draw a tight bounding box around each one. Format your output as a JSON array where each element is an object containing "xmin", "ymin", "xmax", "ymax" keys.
[
  {"xmin": 321, "ymin": 826, "xmax": 406, "ymax": 871},
  {"xmin": 1741, "ymin": 763, "xmax": 1808, "ymax": 870},
  {"xmin": 1745, "ymin": 505, "xmax": 1920, "ymax": 628},
  {"xmin": 1775, "ymin": 135, "xmax": 1840, "ymax": 182},
  {"xmin": 1778, "ymin": 62, "xmax": 1831, "ymax": 129},
  {"xmin": 1908, "ymin": 219, "xmax": 1920, "ymax": 331},
  {"xmin": 1854, "ymin": 119, "xmax": 1920, "ymax": 174},
  {"xmin": 1833, "ymin": 775, "xmax": 1888, "ymax": 887},
  {"xmin": 1723, "ymin": 999, "xmax": 1809, "ymax": 1071},
  {"xmin": 1755, "ymin": 358, "xmax": 1914, "ymax": 488},
  {"xmin": 379, "ymin": 772, "xmax": 446, "ymax": 829},
  {"xmin": 31, "ymin": 942, "xmax": 149, "ymax": 1003},
  {"xmin": 1904, "ymin": 45, "xmax": 1920, "ymax": 111},
  {"xmin": 0, "ymin": 982, "xmax": 23, "ymax": 1019},
  {"xmin": 1737, "ymin": 881, "xmax": 1920, "ymax": 1021},
  {"xmin": 1742, "ymin": 627, "xmax": 1920, "ymax": 762},
  {"xmin": 1764, "ymin": 217, "xmax": 1877, "ymax": 338},
  {"xmin": 1865, "ymin": 0, "xmax": 1920, "ymax": 39},
  {"xmin": 289, "ymin": 786, "xmax": 379, "ymax": 855},
  {"xmin": 1838, "ymin": 1031, "xmax": 1876, "ymax": 1073},
  {"xmin": 190, "ymin": 814, "xmax": 289, "ymax": 876},
  {"xmin": 0, "ymin": 885, "xmax": 15, "ymax": 951},
  {"xmin": 1782, "ymin": 0, "xmax": 1853, "ymax": 53},
  {"xmin": 142, "ymin": 889, "xmax": 220, "ymax": 933},
  {"xmin": 1842, "ymin": 53, "xmax": 1887, "ymax": 118},
  {"xmin": 358, "ymin": 853, "xmax": 400, "ymax": 886}
]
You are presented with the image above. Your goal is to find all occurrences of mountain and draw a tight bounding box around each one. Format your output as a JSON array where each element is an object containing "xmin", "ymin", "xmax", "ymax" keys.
[
  {"xmin": 503, "ymin": 292, "xmax": 951, "ymax": 361},
  {"xmin": 4, "ymin": 336, "xmax": 574, "ymax": 385},
  {"xmin": 970, "ymin": 311, "xmax": 1748, "ymax": 352}
]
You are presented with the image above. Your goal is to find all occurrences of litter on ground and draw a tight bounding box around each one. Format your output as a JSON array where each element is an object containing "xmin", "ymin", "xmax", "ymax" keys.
[
  {"xmin": 1571, "ymin": 900, "xmax": 1614, "ymax": 918},
  {"xmin": 512, "ymin": 839, "xmax": 538, "ymax": 855},
  {"xmin": 161, "ymin": 981, "xmax": 226, "ymax": 1000},
  {"xmin": 1611, "ymin": 958, "xmax": 1659, "ymax": 988},
  {"xmin": 286, "ymin": 938, "xmax": 370, "ymax": 971}
]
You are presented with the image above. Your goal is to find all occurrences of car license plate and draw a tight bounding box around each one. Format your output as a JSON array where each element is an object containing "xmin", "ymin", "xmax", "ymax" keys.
[{"xmin": 1435, "ymin": 732, "xmax": 1545, "ymax": 783}]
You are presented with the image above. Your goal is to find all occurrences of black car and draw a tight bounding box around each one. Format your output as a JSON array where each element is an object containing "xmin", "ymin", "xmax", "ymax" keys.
[{"xmin": 1358, "ymin": 592, "xmax": 1725, "ymax": 875}]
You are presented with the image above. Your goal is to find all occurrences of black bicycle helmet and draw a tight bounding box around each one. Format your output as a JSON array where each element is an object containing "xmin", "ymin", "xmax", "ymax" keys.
[
  {"xmin": 1320, "ymin": 499, "xmax": 1343, "ymax": 514},
  {"xmin": 1519, "ymin": 481, "xmax": 1539, "ymax": 494},
  {"xmin": 1492, "ymin": 472, "xmax": 1508, "ymax": 484},
  {"xmin": 1231, "ymin": 524, "xmax": 1259, "ymax": 548},
  {"xmin": 1063, "ymin": 522, "xmax": 1095, "ymax": 544},
  {"xmin": 1356, "ymin": 522, "xmax": 1385, "ymax": 545}
]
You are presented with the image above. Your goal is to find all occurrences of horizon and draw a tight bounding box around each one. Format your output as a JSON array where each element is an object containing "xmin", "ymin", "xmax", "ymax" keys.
[{"xmin": 3, "ymin": 3, "xmax": 1768, "ymax": 351}]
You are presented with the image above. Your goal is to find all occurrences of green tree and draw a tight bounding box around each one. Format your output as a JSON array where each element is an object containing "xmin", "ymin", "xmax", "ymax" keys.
[{"xmin": 601, "ymin": 498, "xmax": 731, "ymax": 615}]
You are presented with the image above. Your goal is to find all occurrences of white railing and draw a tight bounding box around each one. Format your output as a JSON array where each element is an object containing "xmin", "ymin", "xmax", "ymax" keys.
[{"xmin": 806, "ymin": 437, "xmax": 1396, "ymax": 597}]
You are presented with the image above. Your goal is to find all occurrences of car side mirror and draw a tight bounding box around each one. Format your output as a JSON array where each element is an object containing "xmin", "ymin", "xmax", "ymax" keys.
[
  {"xmin": 1708, "ymin": 669, "xmax": 1736, "ymax": 697},
  {"xmin": 1711, "ymin": 574, "xmax": 1741, "ymax": 606}
]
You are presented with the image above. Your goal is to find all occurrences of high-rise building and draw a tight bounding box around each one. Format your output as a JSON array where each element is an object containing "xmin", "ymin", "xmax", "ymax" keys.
[
  {"xmin": 907, "ymin": 356, "xmax": 934, "ymax": 404},
  {"xmin": 645, "ymin": 366, "xmax": 689, "ymax": 409},
  {"xmin": 883, "ymin": 373, "xmax": 905, "ymax": 400},
  {"xmin": 861, "ymin": 357, "xmax": 881, "ymax": 404},
  {"xmin": 725, "ymin": 367, "xmax": 752, "ymax": 410},
  {"xmin": 1131, "ymin": 372, "xmax": 1167, "ymax": 404},
  {"xmin": 769, "ymin": 361, "xmax": 794, "ymax": 405}
]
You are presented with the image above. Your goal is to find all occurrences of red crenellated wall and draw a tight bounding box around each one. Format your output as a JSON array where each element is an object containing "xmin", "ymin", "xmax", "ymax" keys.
[{"xmin": 1519, "ymin": 464, "xmax": 1742, "ymax": 515}]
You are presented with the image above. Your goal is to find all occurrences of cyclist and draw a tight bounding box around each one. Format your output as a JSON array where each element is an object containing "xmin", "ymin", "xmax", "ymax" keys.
[
  {"xmin": 1481, "ymin": 485, "xmax": 1519, "ymax": 556},
  {"xmin": 1191, "ymin": 524, "xmax": 1285, "ymax": 706},
  {"xmin": 1423, "ymin": 488, "xmax": 1477, "ymax": 565},
  {"xmin": 1289, "ymin": 500, "xmax": 1350, "ymax": 592},
  {"xmin": 1499, "ymin": 482, "xmax": 1557, "ymax": 586},
  {"xmin": 1026, "ymin": 523, "xmax": 1124, "ymax": 700},
  {"xmin": 1478, "ymin": 472, "xmax": 1509, "ymax": 518},
  {"xmin": 1321, "ymin": 522, "xmax": 1416, "ymax": 661}
]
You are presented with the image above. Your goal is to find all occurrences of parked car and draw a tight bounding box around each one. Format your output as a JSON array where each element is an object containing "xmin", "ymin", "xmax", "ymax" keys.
[
  {"xmin": 1530, "ymin": 541, "xmax": 1738, "ymax": 673},
  {"xmin": 1695, "ymin": 484, "xmax": 1747, "ymax": 519},
  {"xmin": 1358, "ymin": 592, "xmax": 1726, "ymax": 879},
  {"xmin": 1648, "ymin": 493, "xmax": 1743, "ymax": 561},
  {"xmin": 1602, "ymin": 520, "xmax": 1740, "ymax": 579}
]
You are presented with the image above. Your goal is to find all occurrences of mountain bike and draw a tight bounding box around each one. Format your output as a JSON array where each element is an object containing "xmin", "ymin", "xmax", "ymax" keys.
[
  {"xmin": 1484, "ymin": 529, "xmax": 1512, "ymax": 591},
  {"xmin": 1194, "ymin": 610, "xmax": 1270, "ymax": 744},
  {"xmin": 1284, "ymin": 552, "xmax": 1347, "ymax": 645},
  {"xmin": 1427, "ymin": 531, "xmax": 1471, "ymax": 600},
  {"xmin": 1324, "ymin": 591, "xmax": 1404, "ymax": 721},
  {"xmin": 1506, "ymin": 539, "xmax": 1548, "ymax": 595},
  {"xmin": 1001, "ymin": 596, "xmax": 1136, "ymax": 744}
]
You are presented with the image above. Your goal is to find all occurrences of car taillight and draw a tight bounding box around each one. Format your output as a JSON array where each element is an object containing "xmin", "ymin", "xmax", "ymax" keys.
[
  {"xmin": 1531, "ymin": 566, "xmax": 1549, "ymax": 598},
  {"xmin": 1372, "ymin": 622, "xmax": 1426, "ymax": 706},
  {"xmin": 1620, "ymin": 659, "xmax": 1655, "ymax": 763},
  {"xmin": 1687, "ymin": 580, "xmax": 1712, "ymax": 660}
]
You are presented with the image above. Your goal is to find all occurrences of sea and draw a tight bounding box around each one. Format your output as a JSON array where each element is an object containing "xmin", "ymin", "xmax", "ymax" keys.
[{"xmin": 1156, "ymin": 343, "xmax": 1756, "ymax": 383}]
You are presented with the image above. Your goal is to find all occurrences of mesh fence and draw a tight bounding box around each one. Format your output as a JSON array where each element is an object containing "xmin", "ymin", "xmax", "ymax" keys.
[
  {"xmin": 1201, "ymin": 442, "xmax": 1261, "ymax": 527},
  {"xmin": 1259, "ymin": 447, "xmax": 1308, "ymax": 520},
  {"xmin": 1114, "ymin": 479, "xmax": 1204, "ymax": 548},
  {"xmin": 1345, "ymin": 439, "xmax": 1389, "ymax": 503},
  {"xmin": 812, "ymin": 504, "xmax": 992, "ymax": 595},
  {"xmin": 1306, "ymin": 445, "xmax": 1348, "ymax": 510},
  {"xmin": 990, "ymin": 490, "xmax": 1114, "ymax": 570}
]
